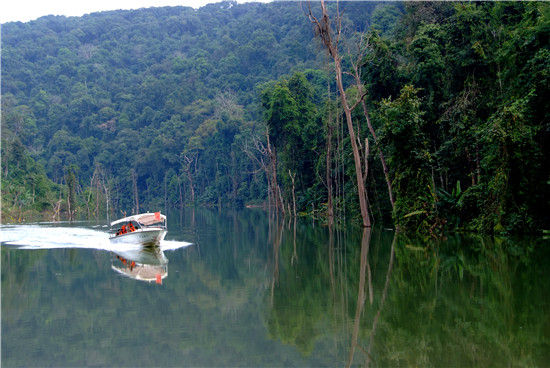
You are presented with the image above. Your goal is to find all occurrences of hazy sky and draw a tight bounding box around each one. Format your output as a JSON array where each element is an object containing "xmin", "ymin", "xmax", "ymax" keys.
[{"xmin": 0, "ymin": 0, "xmax": 269, "ymax": 23}]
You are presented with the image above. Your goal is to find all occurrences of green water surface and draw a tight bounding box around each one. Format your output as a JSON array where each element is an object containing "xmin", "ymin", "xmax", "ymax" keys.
[{"xmin": 2, "ymin": 209, "xmax": 549, "ymax": 367}]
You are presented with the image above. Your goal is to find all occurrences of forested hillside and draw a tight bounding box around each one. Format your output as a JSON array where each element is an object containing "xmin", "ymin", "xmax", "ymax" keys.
[
  {"xmin": 1, "ymin": 1, "xmax": 548, "ymax": 234},
  {"xmin": 1, "ymin": 1, "xmax": 381, "ymax": 219}
]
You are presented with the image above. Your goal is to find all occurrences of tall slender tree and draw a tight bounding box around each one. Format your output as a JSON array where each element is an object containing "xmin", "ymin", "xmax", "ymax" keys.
[{"xmin": 308, "ymin": 0, "xmax": 371, "ymax": 227}]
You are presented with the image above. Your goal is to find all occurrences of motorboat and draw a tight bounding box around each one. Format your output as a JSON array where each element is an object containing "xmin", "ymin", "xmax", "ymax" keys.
[{"xmin": 109, "ymin": 212, "xmax": 167, "ymax": 246}]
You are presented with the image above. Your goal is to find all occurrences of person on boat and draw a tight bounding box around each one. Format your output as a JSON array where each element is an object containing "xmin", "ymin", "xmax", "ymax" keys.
[
  {"xmin": 128, "ymin": 223, "xmax": 136, "ymax": 232},
  {"xmin": 120, "ymin": 225, "xmax": 127, "ymax": 234}
]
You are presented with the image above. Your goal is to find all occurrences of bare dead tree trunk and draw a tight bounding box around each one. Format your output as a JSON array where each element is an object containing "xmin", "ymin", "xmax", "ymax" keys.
[
  {"xmin": 182, "ymin": 155, "xmax": 195, "ymax": 204},
  {"xmin": 56, "ymin": 190, "xmax": 63, "ymax": 221},
  {"xmin": 95, "ymin": 174, "xmax": 100, "ymax": 219},
  {"xmin": 287, "ymin": 202, "xmax": 292, "ymax": 221},
  {"xmin": 164, "ymin": 174, "xmax": 168, "ymax": 214},
  {"xmin": 178, "ymin": 174, "xmax": 184, "ymax": 211},
  {"xmin": 266, "ymin": 133, "xmax": 284, "ymax": 216},
  {"xmin": 102, "ymin": 180, "xmax": 110, "ymax": 223},
  {"xmin": 326, "ymin": 78, "xmax": 335, "ymax": 226},
  {"xmin": 66, "ymin": 192, "xmax": 72, "ymax": 222},
  {"xmin": 52, "ymin": 199, "xmax": 62, "ymax": 222},
  {"xmin": 86, "ymin": 172, "xmax": 95, "ymax": 219},
  {"xmin": 363, "ymin": 138, "xmax": 370, "ymax": 189},
  {"xmin": 131, "ymin": 168, "xmax": 139, "ymax": 214},
  {"xmin": 113, "ymin": 179, "xmax": 120, "ymax": 217},
  {"xmin": 308, "ymin": 0, "xmax": 371, "ymax": 227},
  {"xmin": 289, "ymin": 170, "xmax": 297, "ymax": 218},
  {"xmin": 266, "ymin": 173, "xmax": 274, "ymax": 212},
  {"xmin": 291, "ymin": 217, "xmax": 298, "ymax": 265},
  {"xmin": 65, "ymin": 169, "xmax": 76, "ymax": 222},
  {"xmin": 243, "ymin": 132, "xmax": 275, "ymax": 212},
  {"xmin": 278, "ymin": 184, "xmax": 286, "ymax": 217},
  {"xmin": 231, "ymin": 151, "xmax": 238, "ymax": 206},
  {"xmin": 91, "ymin": 166, "xmax": 104, "ymax": 220}
]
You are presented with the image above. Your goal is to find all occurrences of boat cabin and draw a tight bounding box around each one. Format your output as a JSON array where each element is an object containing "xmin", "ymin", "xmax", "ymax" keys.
[{"xmin": 110, "ymin": 212, "xmax": 167, "ymax": 237}]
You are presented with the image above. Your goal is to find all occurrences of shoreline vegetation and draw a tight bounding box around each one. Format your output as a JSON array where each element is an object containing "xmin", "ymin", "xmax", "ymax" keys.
[{"xmin": 1, "ymin": 1, "xmax": 548, "ymax": 235}]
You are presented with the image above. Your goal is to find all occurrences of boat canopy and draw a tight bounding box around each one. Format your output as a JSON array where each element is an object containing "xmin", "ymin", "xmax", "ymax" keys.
[{"xmin": 110, "ymin": 212, "xmax": 167, "ymax": 227}]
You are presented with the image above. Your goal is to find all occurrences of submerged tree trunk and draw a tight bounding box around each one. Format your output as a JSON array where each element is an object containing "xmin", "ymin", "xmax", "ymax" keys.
[{"xmin": 308, "ymin": 0, "xmax": 371, "ymax": 227}]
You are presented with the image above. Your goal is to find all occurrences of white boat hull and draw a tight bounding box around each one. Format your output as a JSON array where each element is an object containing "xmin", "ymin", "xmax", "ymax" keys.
[{"xmin": 109, "ymin": 229, "xmax": 166, "ymax": 246}]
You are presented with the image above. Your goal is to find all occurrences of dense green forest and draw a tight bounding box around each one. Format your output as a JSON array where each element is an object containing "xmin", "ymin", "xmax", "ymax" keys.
[{"xmin": 1, "ymin": 1, "xmax": 549, "ymax": 234}]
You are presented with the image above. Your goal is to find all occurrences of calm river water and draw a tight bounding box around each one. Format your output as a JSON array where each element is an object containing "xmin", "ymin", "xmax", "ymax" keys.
[{"xmin": 1, "ymin": 208, "xmax": 549, "ymax": 367}]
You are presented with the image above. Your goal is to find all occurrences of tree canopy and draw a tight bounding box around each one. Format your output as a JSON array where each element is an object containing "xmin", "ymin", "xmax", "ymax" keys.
[{"xmin": 1, "ymin": 1, "xmax": 548, "ymax": 233}]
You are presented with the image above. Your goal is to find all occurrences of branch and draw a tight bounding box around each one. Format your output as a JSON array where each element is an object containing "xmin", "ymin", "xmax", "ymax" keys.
[{"xmin": 350, "ymin": 91, "xmax": 369, "ymax": 112}]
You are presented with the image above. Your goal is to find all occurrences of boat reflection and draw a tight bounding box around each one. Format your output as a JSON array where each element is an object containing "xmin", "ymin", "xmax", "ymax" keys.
[{"xmin": 111, "ymin": 245, "xmax": 168, "ymax": 284}]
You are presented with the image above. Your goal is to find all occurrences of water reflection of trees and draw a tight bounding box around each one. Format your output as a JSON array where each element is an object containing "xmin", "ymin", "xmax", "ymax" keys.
[
  {"xmin": 2, "ymin": 211, "xmax": 548, "ymax": 366},
  {"xmin": 267, "ymin": 222, "xmax": 550, "ymax": 366}
]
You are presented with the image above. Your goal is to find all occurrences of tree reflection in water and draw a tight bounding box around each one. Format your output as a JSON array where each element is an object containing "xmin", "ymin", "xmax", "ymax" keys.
[
  {"xmin": 267, "ymin": 220, "xmax": 550, "ymax": 366},
  {"xmin": 2, "ymin": 212, "xmax": 548, "ymax": 366}
]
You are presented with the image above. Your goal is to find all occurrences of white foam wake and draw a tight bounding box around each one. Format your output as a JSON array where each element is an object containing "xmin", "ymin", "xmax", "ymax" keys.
[{"xmin": 0, "ymin": 225, "xmax": 191, "ymax": 252}]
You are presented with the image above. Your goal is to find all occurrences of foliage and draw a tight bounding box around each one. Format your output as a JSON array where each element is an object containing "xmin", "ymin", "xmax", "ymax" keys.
[
  {"xmin": 1, "ymin": 1, "xmax": 548, "ymax": 233},
  {"xmin": 1, "ymin": 125, "xmax": 60, "ymax": 222},
  {"xmin": 377, "ymin": 85, "xmax": 433, "ymax": 230},
  {"xmin": 361, "ymin": 2, "xmax": 549, "ymax": 233}
]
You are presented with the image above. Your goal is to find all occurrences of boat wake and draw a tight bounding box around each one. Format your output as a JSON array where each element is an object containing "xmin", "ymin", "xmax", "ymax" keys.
[{"xmin": 0, "ymin": 225, "xmax": 191, "ymax": 251}]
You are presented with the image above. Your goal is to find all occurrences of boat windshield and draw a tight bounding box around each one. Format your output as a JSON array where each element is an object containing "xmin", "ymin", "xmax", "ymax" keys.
[{"xmin": 110, "ymin": 220, "xmax": 140, "ymax": 234}]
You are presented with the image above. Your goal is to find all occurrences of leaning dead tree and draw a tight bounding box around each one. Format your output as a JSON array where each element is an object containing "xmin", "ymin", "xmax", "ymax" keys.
[
  {"xmin": 243, "ymin": 129, "xmax": 284, "ymax": 216},
  {"xmin": 308, "ymin": 0, "xmax": 371, "ymax": 227}
]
